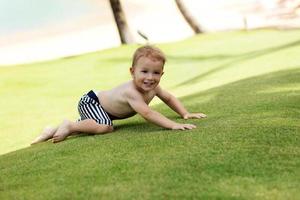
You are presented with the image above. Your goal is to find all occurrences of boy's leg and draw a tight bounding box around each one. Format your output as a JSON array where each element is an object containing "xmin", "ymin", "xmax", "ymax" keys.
[
  {"xmin": 52, "ymin": 119, "xmax": 113, "ymax": 143},
  {"xmin": 31, "ymin": 126, "xmax": 58, "ymax": 145}
]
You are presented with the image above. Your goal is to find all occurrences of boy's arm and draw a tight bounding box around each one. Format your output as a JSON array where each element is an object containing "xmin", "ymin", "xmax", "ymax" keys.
[
  {"xmin": 125, "ymin": 90, "xmax": 195, "ymax": 130},
  {"xmin": 156, "ymin": 86, "xmax": 207, "ymax": 119}
]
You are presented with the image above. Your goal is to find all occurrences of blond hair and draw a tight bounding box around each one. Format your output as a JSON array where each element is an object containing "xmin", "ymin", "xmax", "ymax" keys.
[{"xmin": 132, "ymin": 45, "xmax": 166, "ymax": 67}]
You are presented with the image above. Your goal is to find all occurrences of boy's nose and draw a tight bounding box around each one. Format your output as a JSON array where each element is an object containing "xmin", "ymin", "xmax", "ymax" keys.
[{"xmin": 146, "ymin": 73, "xmax": 153, "ymax": 79}]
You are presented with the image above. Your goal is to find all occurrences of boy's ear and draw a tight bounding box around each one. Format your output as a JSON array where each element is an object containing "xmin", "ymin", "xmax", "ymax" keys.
[{"xmin": 130, "ymin": 67, "xmax": 134, "ymax": 76}]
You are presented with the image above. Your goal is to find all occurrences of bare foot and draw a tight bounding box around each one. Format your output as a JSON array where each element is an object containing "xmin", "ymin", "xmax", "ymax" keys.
[
  {"xmin": 52, "ymin": 120, "xmax": 72, "ymax": 143},
  {"xmin": 31, "ymin": 126, "xmax": 57, "ymax": 145}
]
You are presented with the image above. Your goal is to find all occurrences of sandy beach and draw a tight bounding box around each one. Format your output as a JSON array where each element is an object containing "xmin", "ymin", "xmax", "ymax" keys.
[{"xmin": 0, "ymin": 0, "xmax": 299, "ymax": 66}]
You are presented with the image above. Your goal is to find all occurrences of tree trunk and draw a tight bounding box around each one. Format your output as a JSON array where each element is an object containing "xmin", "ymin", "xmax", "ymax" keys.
[
  {"xmin": 175, "ymin": 0, "xmax": 202, "ymax": 34},
  {"xmin": 109, "ymin": 0, "xmax": 134, "ymax": 44}
]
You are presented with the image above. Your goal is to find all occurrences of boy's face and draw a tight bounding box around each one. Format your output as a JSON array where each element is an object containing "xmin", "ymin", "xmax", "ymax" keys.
[{"xmin": 130, "ymin": 56, "xmax": 164, "ymax": 93}]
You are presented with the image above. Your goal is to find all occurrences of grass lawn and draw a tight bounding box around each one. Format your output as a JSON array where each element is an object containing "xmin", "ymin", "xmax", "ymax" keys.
[{"xmin": 0, "ymin": 29, "xmax": 299, "ymax": 199}]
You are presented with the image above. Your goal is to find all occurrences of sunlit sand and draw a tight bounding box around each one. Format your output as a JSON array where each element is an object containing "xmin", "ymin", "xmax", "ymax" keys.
[{"xmin": 0, "ymin": 0, "xmax": 299, "ymax": 66}]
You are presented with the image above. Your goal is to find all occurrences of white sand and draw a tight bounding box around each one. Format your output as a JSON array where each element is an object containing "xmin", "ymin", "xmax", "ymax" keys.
[{"xmin": 0, "ymin": 0, "xmax": 299, "ymax": 66}]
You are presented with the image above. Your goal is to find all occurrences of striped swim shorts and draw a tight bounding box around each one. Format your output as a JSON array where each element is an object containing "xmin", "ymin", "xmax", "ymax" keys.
[{"xmin": 77, "ymin": 90, "xmax": 113, "ymax": 126}]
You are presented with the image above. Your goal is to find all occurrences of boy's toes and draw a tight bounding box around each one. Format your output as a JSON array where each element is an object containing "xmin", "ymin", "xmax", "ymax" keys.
[
  {"xmin": 52, "ymin": 135, "xmax": 62, "ymax": 143},
  {"xmin": 52, "ymin": 138, "xmax": 60, "ymax": 143},
  {"xmin": 52, "ymin": 137, "xmax": 57, "ymax": 143}
]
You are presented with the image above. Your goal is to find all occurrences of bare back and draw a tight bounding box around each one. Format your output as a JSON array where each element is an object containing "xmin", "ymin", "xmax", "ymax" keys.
[{"xmin": 96, "ymin": 81, "xmax": 156, "ymax": 119}]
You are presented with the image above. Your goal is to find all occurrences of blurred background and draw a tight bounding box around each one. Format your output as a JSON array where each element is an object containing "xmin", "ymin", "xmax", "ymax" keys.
[{"xmin": 0, "ymin": 0, "xmax": 299, "ymax": 66}]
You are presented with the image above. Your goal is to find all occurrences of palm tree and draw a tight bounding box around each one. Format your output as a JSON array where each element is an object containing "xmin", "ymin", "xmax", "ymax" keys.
[
  {"xmin": 175, "ymin": 0, "xmax": 202, "ymax": 34},
  {"xmin": 109, "ymin": 0, "xmax": 134, "ymax": 44}
]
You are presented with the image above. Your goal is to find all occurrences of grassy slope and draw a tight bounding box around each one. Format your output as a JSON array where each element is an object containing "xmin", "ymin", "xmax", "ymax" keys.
[{"xmin": 0, "ymin": 29, "xmax": 299, "ymax": 199}]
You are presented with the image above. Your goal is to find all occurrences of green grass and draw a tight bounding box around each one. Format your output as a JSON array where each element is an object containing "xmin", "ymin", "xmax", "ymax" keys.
[{"xmin": 0, "ymin": 29, "xmax": 300, "ymax": 199}]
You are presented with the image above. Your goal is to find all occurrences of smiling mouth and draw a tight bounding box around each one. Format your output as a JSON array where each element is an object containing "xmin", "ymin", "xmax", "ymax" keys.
[{"xmin": 143, "ymin": 81, "xmax": 155, "ymax": 87}]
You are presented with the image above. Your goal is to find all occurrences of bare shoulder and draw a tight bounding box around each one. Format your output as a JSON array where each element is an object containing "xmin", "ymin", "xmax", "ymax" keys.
[
  {"xmin": 154, "ymin": 85, "xmax": 165, "ymax": 95},
  {"xmin": 123, "ymin": 81, "xmax": 144, "ymax": 101},
  {"xmin": 155, "ymin": 85, "xmax": 172, "ymax": 101}
]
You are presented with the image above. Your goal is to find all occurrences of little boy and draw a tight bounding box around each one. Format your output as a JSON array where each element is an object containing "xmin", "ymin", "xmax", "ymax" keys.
[{"xmin": 31, "ymin": 45, "xmax": 206, "ymax": 144}]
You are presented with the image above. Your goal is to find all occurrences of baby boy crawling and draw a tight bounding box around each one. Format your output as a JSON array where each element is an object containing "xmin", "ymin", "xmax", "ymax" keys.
[{"xmin": 31, "ymin": 45, "xmax": 206, "ymax": 144}]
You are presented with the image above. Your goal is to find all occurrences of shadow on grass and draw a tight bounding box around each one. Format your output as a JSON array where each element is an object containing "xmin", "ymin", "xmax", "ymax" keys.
[
  {"xmin": 39, "ymin": 121, "xmax": 164, "ymax": 144},
  {"xmin": 174, "ymin": 39, "xmax": 300, "ymax": 87},
  {"xmin": 176, "ymin": 67, "xmax": 300, "ymax": 127},
  {"xmin": 1, "ymin": 68, "xmax": 299, "ymax": 158},
  {"xmin": 1, "ymin": 46, "xmax": 300, "ymax": 199},
  {"xmin": 94, "ymin": 34, "xmax": 300, "ymax": 66}
]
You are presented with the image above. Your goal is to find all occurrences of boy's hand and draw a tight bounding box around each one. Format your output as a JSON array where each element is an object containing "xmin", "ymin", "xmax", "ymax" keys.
[
  {"xmin": 183, "ymin": 113, "xmax": 207, "ymax": 119},
  {"xmin": 172, "ymin": 123, "xmax": 196, "ymax": 130}
]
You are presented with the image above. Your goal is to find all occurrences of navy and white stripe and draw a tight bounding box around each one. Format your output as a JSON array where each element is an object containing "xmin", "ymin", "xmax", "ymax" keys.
[{"xmin": 77, "ymin": 92, "xmax": 112, "ymax": 126}]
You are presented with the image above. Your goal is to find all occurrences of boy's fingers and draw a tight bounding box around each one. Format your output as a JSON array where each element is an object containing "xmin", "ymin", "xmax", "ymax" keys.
[
  {"xmin": 196, "ymin": 113, "xmax": 207, "ymax": 118},
  {"xmin": 174, "ymin": 124, "xmax": 196, "ymax": 130},
  {"xmin": 184, "ymin": 124, "xmax": 196, "ymax": 129},
  {"xmin": 185, "ymin": 113, "xmax": 207, "ymax": 119},
  {"xmin": 200, "ymin": 113, "xmax": 207, "ymax": 118},
  {"xmin": 190, "ymin": 124, "xmax": 196, "ymax": 128}
]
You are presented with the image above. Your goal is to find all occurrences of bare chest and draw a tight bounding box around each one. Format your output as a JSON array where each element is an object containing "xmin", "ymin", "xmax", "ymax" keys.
[{"xmin": 142, "ymin": 92, "xmax": 156, "ymax": 105}]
